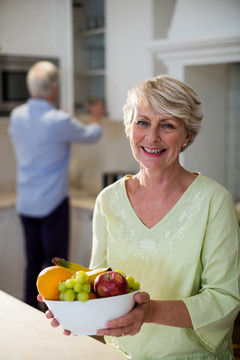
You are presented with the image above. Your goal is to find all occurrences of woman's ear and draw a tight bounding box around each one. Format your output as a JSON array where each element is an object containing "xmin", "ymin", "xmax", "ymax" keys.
[{"xmin": 185, "ymin": 132, "xmax": 193, "ymax": 145}]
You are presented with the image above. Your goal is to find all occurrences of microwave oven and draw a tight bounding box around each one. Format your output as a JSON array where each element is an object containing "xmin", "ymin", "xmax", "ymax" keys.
[{"xmin": 0, "ymin": 55, "xmax": 59, "ymax": 116}]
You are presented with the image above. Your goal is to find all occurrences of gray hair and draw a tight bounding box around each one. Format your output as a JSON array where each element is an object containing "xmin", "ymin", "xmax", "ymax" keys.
[
  {"xmin": 123, "ymin": 75, "xmax": 203, "ymax": 151},
  {"xmin": 27, "ymin": 61, "xmax": 59, "ymax": 99}
]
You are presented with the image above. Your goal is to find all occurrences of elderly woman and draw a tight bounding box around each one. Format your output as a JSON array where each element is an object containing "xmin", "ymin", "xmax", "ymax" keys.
[{"xmin": 43, "ymin": 75, "xmax": 240, "ymax": 359}]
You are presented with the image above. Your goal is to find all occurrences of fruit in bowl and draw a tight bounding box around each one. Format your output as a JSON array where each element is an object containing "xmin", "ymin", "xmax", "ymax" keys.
[
  {"xmin": 36, "ymin": 258, "xmax": 140, "ymax": 302},
  {"xmin": 36, "ymin": 258, "xmax": 141, "ymax": 335},
  {"xmin": 37, "ymin": 266, "xmax": 74, "ymax": 300},
  {"xmin": 94, "ymin": 271, "xmax": 129, "ymax": 298}
]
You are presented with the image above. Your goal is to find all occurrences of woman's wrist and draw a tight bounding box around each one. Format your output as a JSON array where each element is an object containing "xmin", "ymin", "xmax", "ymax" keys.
[
  {"xmin": 144, "ymin": 299, "xmax": 157, "ymax": 323},
  {"xmin": 143, "ymin": 299, "xmax": 193, "ymax": 328}
]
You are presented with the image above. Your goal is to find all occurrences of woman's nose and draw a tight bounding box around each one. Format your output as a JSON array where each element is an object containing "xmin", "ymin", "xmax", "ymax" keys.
[{"xmin": 148, "ymin": 126, "xmax": 161, "ymax": 142}]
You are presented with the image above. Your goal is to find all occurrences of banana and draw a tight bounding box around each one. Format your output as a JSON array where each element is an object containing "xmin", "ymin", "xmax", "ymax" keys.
[
  {"xmin": 52, "ymin": 257, "xmax": 91, "ymax": 273},
  {"xmin": 86, "ymin": 267, "xmax": 112, "ymax": 284},
  {"xmin": 52, "ymin": 258, "xmax": 112, "ymax": 284}
]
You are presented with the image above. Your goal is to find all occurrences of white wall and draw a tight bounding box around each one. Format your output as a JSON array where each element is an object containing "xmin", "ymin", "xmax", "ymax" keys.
[
  {"xmin": 184, "ymin": 64, "xmax": 227, "ymax": 186},
  {"xmin": 148, "ymin": 0, "xmax": 240, "ymax": 192},
  {"xmin": 106, "ymin": 0, "xmax": 154, "ymax": 120},
  {"xmin": 168, "ymin": 0, "xmax": 240, "ymax": 39}
]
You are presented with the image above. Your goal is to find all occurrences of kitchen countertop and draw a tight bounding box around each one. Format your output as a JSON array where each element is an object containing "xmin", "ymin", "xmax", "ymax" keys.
[
  {"xmin": 0, "ymin": 290, "xmax": 127, "ymax": 360},
  {"xmin": 0, "ymin": 188, "xmax": 98, "ymax": 211}
]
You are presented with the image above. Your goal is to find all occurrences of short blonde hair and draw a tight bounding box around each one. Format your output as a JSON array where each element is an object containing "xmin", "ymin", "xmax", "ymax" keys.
[
  {"xmin": 123, "ymin": 75, "xmax": 203, "ymax": 150},
  {"xmin": 27, "ymin": 61, "xmax": 59, "ymax": 99}
]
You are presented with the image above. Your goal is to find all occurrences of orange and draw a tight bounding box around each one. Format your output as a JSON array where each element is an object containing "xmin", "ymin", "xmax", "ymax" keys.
[
  {"xmin": 89, "ymin": 292, "xmax": 97, "ymax": 300},
  {"xmin": 36, "ymin": 265, "xmax": 73, "ymax": 300}
]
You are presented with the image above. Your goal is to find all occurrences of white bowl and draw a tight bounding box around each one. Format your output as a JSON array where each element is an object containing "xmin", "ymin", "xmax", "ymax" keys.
[{"xmin": 44, "ymin": 290, "xmax": 139, "ymax": 335}]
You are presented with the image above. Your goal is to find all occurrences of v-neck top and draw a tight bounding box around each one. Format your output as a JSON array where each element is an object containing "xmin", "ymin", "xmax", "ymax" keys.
[{"xmin": 90, "ymin": 174, "xmax": 240, "ymax": 359}]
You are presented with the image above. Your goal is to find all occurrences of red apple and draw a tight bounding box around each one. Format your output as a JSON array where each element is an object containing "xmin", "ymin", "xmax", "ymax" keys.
[{"xmin": 93, "ymin": 271, "xmax": 129, "ymax": 298}]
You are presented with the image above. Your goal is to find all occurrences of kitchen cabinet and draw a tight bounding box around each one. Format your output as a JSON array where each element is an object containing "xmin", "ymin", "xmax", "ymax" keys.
[
  {"xmin": 69, "ymin": 206, "xmax": 93, "ymax": 268},
  {"xmin": 72, "ymin": 0, "xmax": 153, "ymax": 120},
  {"xmin": 72, "ymin": 0, "xmax": 105, "ymax": 115},
  {"xmin": 0, "ymin": 208, "xmax": 25, "ymax": 300}
]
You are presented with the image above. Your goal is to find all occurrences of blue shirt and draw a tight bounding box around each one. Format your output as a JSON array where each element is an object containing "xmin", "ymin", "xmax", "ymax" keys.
[{"xmin": 8, "ymin": 98, "xmax": 102, "ymax": 217}]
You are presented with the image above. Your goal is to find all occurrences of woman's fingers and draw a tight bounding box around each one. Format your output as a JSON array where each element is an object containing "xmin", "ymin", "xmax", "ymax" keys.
[
  {"xmin": 97, "ymin": 292, "xmax": 151, "ymax": 337},
  {"xmin": 135, "ymin": 291, "xmax": 150, "ymax": 304},
  {"xmin": 46, "ymin": 309, "xmax": 54, "ymax": 319},
  {"xmin": 50, "ymin": 317, "xmax": 60, "ymax": 327},
  {"xmin": 37, "ymin": 293, "xmax": 71, "ymax": 335},
  {"xmin": 37, "ymin": 294, "xmax": 43, "ymax": 302},
  {"xmin": 63, "ymin": 329, "xmax": 71, "ymax": 336}
]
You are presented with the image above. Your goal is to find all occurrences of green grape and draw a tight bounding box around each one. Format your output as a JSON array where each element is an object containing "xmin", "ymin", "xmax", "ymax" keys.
[
  {"xmin": 76, "ymin": 271, "xmax": 87, "ymax": 284},
  {"xmin": 77, "ymin": 291, "xmax": 89, "ymax": 302},
  {"xmin": 63, "ymin": 289, "xmax": 76, "ymax": 301},
  {"xmin": 115, "ymin": 269, "xmax": 123, "ymax": 275},
  {"xmin": 132, "ymin": 281, "xmax": 140, "ymax": 291},
  {"xmin": 126, "ymin": 276, "xmax": 134, "ymax": 288},
  {"xmin": 73, "ymin": 282, "xmax": 82, "ymax": 293},
  {"xmin": 59, "ymin": 292, "xmax": 65, "ymax": 301},
  {"xmin": 65, "ymin": 278, "xmax": 77, "ymax": 288},
  {"xmin": 82, "ymin": 282, "xmax": 91, "ymax": 293},
  {"xmin": 58, "ymin": 281, "xmax": 67, "ymax": 292}
]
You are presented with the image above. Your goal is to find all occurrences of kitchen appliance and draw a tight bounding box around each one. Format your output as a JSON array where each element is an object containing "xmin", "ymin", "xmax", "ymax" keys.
[{"xmin": 0, "ymin": 54, "xmax": 59, "ymax": 116}]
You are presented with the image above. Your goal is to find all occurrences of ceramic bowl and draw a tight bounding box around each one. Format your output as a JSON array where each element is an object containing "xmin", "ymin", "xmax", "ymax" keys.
[{"xmin": 44, "ymin": 290, "xmax": 139, "ymax": 335}]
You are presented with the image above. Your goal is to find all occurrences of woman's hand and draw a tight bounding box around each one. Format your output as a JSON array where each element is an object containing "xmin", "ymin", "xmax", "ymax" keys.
[
  {"xmin": 37, "ymin": 292, "xmax": 154, "ymax": 338},
  {"xmin": 96, "ymin": 292, "xmax": 153, "ymax": 337},
  {"xmin": 37, "ymin": 294, "xmax": 71, "ymax": 336}
]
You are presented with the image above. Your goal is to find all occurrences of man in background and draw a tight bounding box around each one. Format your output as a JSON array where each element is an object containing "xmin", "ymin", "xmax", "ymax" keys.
[{"xmin": 8, "ymin": 61, "xmax": 103, "ymax": 308}]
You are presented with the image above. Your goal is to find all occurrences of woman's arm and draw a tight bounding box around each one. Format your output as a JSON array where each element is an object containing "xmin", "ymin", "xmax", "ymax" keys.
[
  {"xmin": 97, "ymin": 292, "xmax": 193, "ymax": 337},
  {"xmin": 146, "ymin": 298, "xmax": 193, "ymax": 328}
]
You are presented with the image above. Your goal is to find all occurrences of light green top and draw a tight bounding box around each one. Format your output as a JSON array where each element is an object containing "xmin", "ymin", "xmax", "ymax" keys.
[{"xmin": 90, "ymin": 174, "xmax": 240, "ymax": 359}]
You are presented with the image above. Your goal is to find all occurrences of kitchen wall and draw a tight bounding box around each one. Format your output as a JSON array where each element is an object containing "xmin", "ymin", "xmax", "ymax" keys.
[
  {"xmin": 148, "ymin": 0, "xmax": 240, "ymax": 203},
  {"xmin": 0, "ymin": 117, "xmax": 139, "ymax": 193},
  {"xmin": 0, "ymin": 0, "xmax": 239, "ymax": 201},
  {"xmin": 70, "ymin": 117, "xmax": 139, "ymax": 193},
  {"xmin": 0, "ymin": 121, "xmax": 16, "ymax": 191},
  {"xmin": 0, "ymin": 0, "xmax": 140, "ymax": 194},
  {"xmin": 184, "ymin": 64, "xmax": 227, "ymax": 184}
]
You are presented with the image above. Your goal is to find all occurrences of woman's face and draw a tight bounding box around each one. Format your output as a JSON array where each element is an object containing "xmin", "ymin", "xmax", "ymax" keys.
[{"xmin": 129, "ymin": 104, "xmax": 191, "ymax": 173}]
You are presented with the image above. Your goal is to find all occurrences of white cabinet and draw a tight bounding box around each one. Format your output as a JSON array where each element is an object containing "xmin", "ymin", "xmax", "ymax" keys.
[
  {"xmin": 69, "ymin": 207, "xmax": 93, "ymax": 268},
  {"xmin": 72, "ymin": 0, "xmax": 105, "ymax": 114},
  {"xmin": 0, "ymin": 208, "xmax": 25, "ymax": 300},
  {"xmin": 72, "ymin": 0, "xmax": 154, "ymax": 120}
]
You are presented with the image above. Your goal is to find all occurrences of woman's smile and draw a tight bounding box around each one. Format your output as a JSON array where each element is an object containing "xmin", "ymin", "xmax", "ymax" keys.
[{"xmin": 141, "ymin": 146, "xmax": 167, "ymax": 156}]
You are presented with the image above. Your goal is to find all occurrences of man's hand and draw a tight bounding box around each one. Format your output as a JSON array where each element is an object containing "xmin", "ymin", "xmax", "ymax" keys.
[{"xmin": 87, "ymin": 99, "xmax": 105, "ymax": 124}]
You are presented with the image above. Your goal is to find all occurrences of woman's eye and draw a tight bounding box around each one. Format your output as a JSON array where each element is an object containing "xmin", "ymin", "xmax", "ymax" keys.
[
  {"xmin": 161, "ymin": 123, "xmax": 174, "ymax": 130},
  {"xmin": 136, "ymin": 120, "xmax": 149, "ymax": 127}
]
